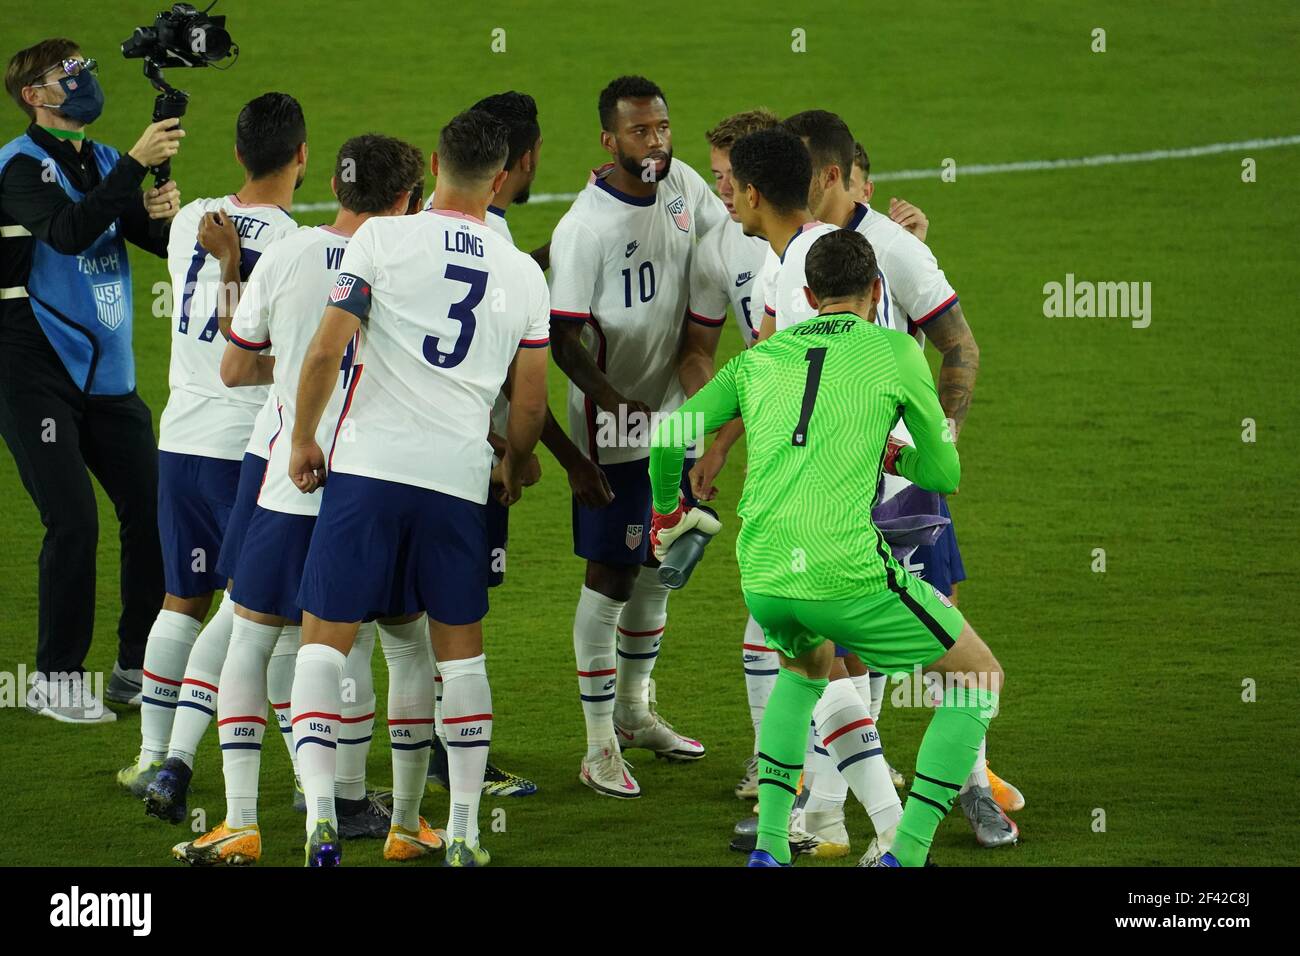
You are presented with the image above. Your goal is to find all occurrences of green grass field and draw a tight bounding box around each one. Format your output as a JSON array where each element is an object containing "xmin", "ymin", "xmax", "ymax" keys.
[{"xmin": 1, "ymin": 0, "xmax": 1297, "ymax": 867}]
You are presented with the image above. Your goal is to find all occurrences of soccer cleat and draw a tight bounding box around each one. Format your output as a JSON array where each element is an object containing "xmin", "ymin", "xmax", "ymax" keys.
[
  {"xmin": 888, "ymin": 761, "xmax": 906, "ymax": 790},
  {"xmin": 305, "ymin": 820, "xmax": 341, "ymax": 867},
  {"xmin": 729, "ymin": 809, "xmax": 823, "ymax": 857},
  {"xmin": 961, "ymin": 786, "xmax": 1020, "ymax": 848},
  {"xmin": 338, "ymin": 791, "xmax": 392, "ymax": 839},
  {"xmin": 144, "ymin": 757, "xmax": 192, "ymax": 823},
  {"xmin": 614, "ymin": 678, "xmax": 705, "ymax": 761},
  {"xmin": 987, "ymin": 766, "xmax": 1025, "ymax": 812},
  {"xmin": 858, "ymin": 838, "xmax": 938, "ymax": 867},
  {"xmin": 292, "ymin": 776, "xmax": 306, "ymax": 813},
  {"xmin": 579, "ymin": 743, "xmax": 641, "ymax": 798},
  {"xmin": 735, "ymin": 754, "xmax": 758, "ymax": 799},
  {"xmin": 383, "ymin": 817, "xmax": 447, "ymax": 861},
  {"xmin": 746, "ymin": 849, "xmax": 790, "ymax": 867},
  {"xmin": 116, "ymin": 757, "xmax": 161, "ymax": 798},
  {"xmin": 172, "ymin": 821, "xmax": 261, "ymax": 866},
  {"xmin": 874, "ymin": 851, "xmax": 902, "ymax": 867},
  {"xmin": 25, "ymin": 672, "xmax": 115, "ymax": 724},
  {"xmin": 802, "ymin": 808, "xmax": 851, "ymax": 858},
  {"xmin": 427, "ymin": 737, "xmax": 537, "ymax": 797},
  {"xmin": 443, "ymin": 836, "xmax": 490, "ymax": 867},
  {"xmin": 105, "ymin": 664, "xmax": 143, "ymax": 707}
]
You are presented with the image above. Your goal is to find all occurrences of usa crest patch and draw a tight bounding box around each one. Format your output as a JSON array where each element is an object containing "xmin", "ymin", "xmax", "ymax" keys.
[
  {"xmin": 625, "ymin": 524, "xmax": 645, "ymax": 550},
  {"xmin": 93, "ymin": 280, "xmax": 126, "ymax": 331},
  {"xmin": 667, "ymin": 195, "xmax": 690, "ymax": 233},
  {"xmin": 330, "ymin": 274, "xmax": 356, "ymax": 302}
]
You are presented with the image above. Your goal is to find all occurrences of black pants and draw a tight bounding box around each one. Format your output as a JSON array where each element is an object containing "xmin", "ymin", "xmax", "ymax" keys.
[{"xmin": 0, "ymin": 329, "xmax": 162, "ymax": 673}]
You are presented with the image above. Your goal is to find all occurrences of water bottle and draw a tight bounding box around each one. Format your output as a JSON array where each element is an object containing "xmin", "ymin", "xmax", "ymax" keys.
[{"xmin": 657, "ymin": 505, "xmax": 720, "ymax": 590}]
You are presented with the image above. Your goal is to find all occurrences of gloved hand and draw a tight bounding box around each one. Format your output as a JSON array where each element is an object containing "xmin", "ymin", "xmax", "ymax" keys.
[{"xmin": 651, "ymin": 501, "xmax": 723, "ymax": 561}]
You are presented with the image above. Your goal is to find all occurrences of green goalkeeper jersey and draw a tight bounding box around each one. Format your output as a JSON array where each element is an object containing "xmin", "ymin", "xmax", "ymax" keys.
[{"xmin": 650, "ymin": 311, "xmax": 960, "ymax": 601}]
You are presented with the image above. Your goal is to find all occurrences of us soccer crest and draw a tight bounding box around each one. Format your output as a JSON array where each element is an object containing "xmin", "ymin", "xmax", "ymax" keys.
[
  {"xmin": 666, "ymin": 195, "xmax": 690, "ymax": 233},
  {"xmin": 92, "ymin": 280, "xmax": 126, "ymax": 331},
  {"xmin": 625, "ymin": 523, "xmax": 645, "ymax": 550},
  {"xmin": 330, "ymin": 274, "xmax": 356, "ymax": 302}
]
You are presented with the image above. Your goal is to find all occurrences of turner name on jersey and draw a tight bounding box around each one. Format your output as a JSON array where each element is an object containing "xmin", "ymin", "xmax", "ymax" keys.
[
  {"xmin": 229, "ymin": 224, "xmax": 356, "ymax": 516},
  {"xmin": 160, "ymin": 196, "xmax": 298, "ymax": 460},
  {"xmin": 326, "ymin": 209, "xmax": 550, "ymax": 503},
  {"xmin": 549, "ymin": 160, "xmax": 727, "ymax": 464}
]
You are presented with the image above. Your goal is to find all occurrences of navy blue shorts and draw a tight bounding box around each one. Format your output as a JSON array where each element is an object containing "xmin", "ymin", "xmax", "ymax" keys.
[
  {"xmin": 486, "ymin": 497, "xmax": 508, "ymax": 588},
  {"xmin": 157, "ymin": 451, "xmax": 242, "ymax": 597},
  {"xmin": 298, "ymin": 472, "xmax": 489, "ymax": 626},
  {"xmin": 904, "ymin": 498, "xmax": 966, "ymax": 597},
  {"xmin": 231, "ymin": 506, "xmax": 316, "ymax": 622},
  {"xmin": 215, "ymin": 452, "xmax": 267, "ymax": 581},
  {"xmin": 573, "ymin": 457, "xmax": 696, "ymax": 566}
]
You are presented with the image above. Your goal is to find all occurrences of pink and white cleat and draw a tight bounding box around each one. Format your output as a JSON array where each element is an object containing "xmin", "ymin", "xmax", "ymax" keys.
[
  {"xmin": 615, "ymin": 680, "xmax": 706, "ymax": 762},
  {"xmin": 580, "ymin": 742, "xmax": 642, "ymax": 799}
]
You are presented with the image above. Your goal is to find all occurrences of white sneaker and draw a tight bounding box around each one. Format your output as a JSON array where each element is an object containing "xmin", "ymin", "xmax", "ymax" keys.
[
  {"xmin": 579, "ymin": 742, "xmax": 641, "ymax": 799},
  {"xmin": 803, "ymin": 807, "xmax": 851, "ymax": 858},
  {"xmin": 787, "ymin": 807, "xmax": 831, "ymax": 857},
  {"xmin": 614, "ymin": 679, "xmax": 705, "ymax": 761},
  {"xmin": 735, "ymin": 753, "xmax": 759, "ymax": 799},
  {"xmin": 26, "ymin": 672, "xmax": 116, "ymax": 724}
]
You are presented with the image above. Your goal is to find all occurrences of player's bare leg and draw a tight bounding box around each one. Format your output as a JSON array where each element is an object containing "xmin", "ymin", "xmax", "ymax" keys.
[
  {"xmin": 430, "ymin": 616, "xmax": 493, "ymax": 866},
  {"xmin": 292, "ymin": 613, "xmax": 362, "ymax": 866}
]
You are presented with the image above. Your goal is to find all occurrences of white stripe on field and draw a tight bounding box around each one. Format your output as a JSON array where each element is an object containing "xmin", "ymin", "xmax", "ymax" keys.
[{"xmin": 290, "ymin": 134, "xmax": 1300, "ymax": 213}]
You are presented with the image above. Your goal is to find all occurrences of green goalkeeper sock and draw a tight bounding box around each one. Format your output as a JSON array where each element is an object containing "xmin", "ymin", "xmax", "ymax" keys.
[
  {"xmin": 891, "ymin": 686, "xmax": 999, "ymax": 867},
  {"xmin": 756, "ymin": 667, "xmax": 828, "ymax": 864}
]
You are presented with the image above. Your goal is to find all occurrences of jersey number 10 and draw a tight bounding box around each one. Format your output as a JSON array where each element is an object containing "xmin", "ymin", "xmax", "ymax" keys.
[{"xmin": 621, "ymin": 261, "xmax": 656, "ymax": 307}]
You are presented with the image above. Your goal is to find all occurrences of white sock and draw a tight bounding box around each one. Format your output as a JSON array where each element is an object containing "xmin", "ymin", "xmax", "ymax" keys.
[
  {"xmin": 614, "ymin": 572, "xmax": 668, "ymax": 727},
  {"xmin": 167, "ymin": 591, "xmax": 235, "ymax": 766},
  {"xmin": 440, "ymin": 654, "xmax": 492, "ymax": 846},
  {"xmin": 806, "ymin": 728, "xmax": 849, "ymax": 813},
  {"xmin": 742, "ymin": 615, "xmax": 779, "ymax": 753},
  {"xmin": 379, "ymin": 616, "xmax": 433, "ymax": 832},
  {"xmin": 338, "ymin": 626, "xmax": 376, "ymax": 802},
  {"xmin": 268, "ymin": 626, "xmax": 300, "ymax": 778},
  {"xmin": 962, "ymin": 736, "xmax": 990, "ymax": 793},
  {"xmin": 291, "ymin": 643, "xmax": 345, "ymax": 834},
  {"xmin": 139, "ymin": 610, "xmax": 201, "ymax": 766},
  {"xmin": 801, "ymin": 722, "xmax": 818, "ymax": 798},
  {"xmin": 219, "ymin": 616, "xmax": 281, "ymax": 828},
  {"xmin": 868, "ymin": 672, "xmax": 887, "ymax": 722},
  {"xmin": 574, "ymin": 586, "xmax": 624, "ymax": 757},
  {"xmin": 815, "ymin": 677, "xmax": 902, "ymax": 838},
  {"xmin": 429, "ymin": 639, "xmax": 445, "ymax": 745}
]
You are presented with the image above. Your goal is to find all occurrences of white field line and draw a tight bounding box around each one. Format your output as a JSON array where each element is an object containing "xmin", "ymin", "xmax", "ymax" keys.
[{"xmin": 291, "ymin": 134, "xmax": 1300, "ymax": 213}]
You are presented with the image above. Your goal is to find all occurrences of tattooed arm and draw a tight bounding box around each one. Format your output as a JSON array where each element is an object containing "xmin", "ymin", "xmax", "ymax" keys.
[{"xmin": 918, "ymin": 303, "xmax": 979, "ymax": 439}]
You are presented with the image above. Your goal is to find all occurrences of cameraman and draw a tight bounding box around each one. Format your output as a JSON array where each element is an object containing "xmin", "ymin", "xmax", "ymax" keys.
[{"xmin": 0, "ymin": 38, "xmax": 184, "ymax": 724}]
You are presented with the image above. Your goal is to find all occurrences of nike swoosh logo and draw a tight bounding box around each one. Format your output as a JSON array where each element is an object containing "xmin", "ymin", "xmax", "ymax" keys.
[{"xmin": 735, "ymin": 272, "xmax": 754, "ymax": 287}]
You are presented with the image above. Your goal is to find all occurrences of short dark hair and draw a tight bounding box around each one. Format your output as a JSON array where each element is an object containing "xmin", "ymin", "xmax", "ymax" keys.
[
  {"xmin": 470, "ymin": 91, "xmax": 540, "ymax": 172},
  {"xmin": 805, "ymin": 230, "xmax": 880, "ymax": 301},
  {"xmin": 598, "ymin": 75, "xmax": 666, "ymax": 132},
  {"xmin": 236, "ymin": 92, "xmax": 306, "ymax": 179},
  {"xmin": 6, "ymin": 38, "xmax": 79, "ymax": 120},
  {"xmin": 334, "ymin": 134, "xmax": 423, "ymax": 215},
  {"xmin": 853, "ymin": 141, "xmax": 870, "ymax": 178},
  {"xmin": 705, "ymin": 108, "xmax": 780, "ymax": 150},
  {"xmin": 438, "ymin": 109, "xmax": 509, "ymax": 182},
  {"xmin": 782, "ymin": 110, "xmax": 856, "ymax": 187},
  {"xmin": 729, "ymin": 127, "xmax": 811, "ymax": 214}
]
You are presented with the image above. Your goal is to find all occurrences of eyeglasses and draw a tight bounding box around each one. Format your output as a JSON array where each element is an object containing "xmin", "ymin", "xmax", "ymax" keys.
[{"xmin": 29, "ymin": 57, "xmax": 98, "ymax": 87}]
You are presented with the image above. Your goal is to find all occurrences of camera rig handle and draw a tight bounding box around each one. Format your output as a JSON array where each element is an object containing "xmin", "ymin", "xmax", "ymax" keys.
[{"xmin": 145, "ymin": 62, "xmax": 188, "ymax": 189}]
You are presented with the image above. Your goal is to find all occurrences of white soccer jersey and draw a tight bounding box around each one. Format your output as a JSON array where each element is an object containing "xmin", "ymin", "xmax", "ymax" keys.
[
  {"xmin": 483, "ymin": 205, "xmax": 514, "ymax": 440},
  {"xmin": 159, "ymin": 196, "xmax": 298, "ymax": 460},
  {"xmin": 688, "ymin": 218, "xmax": 768, "ymax": 346},
  {"xmin": 229, "ymin": 224, "xmax": 355, "ymax": 516},
  {"xmin": 549, "ymin": 160, "xmax": 726, "ymax": 464},
  {"xmin": 847, "ymin": 202, "xmax": 958, "ymax": 337},
  {"xmin": 326, "ymin": 208, "xmax": 551, "ymax": 503}
]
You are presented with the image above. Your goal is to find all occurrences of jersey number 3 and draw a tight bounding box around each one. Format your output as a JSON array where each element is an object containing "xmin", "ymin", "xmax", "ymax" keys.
[
  {"xmin": 424, "ymin": 265, "xmax": 485, "ymax": 369},
  {"xmin": 791, "ymin": 347, "xmax": 827, "ymax": 447}
]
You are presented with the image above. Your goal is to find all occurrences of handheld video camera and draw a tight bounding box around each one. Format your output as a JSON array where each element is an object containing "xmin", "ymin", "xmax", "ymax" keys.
[{"xmin": 121, "ymin": 2, "xmax": 239, "ymax": 187}]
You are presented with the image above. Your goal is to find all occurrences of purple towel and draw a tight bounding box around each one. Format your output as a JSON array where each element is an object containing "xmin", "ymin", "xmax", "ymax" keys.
[{"xmin": 872, "ymin": 484, "xmax": 950, "ymax": 560}]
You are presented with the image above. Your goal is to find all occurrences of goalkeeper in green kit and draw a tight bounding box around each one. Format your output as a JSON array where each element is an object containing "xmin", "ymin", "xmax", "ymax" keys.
[{"xmin": 649, "ymin": 229, "xmax": 1003, "ymax": 867}]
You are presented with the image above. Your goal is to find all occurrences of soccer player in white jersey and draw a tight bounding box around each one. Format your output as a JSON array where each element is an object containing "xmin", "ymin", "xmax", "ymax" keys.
[
  {"xmin": 548, "ymin": 75, "xmax": 727, "ymax": 798},
  {"xmin": 288, "ymin": 110, "xmax": 550, "ymax": 867},
  {"xmin": 166, "ymin": 135, "xmax": 428, "ymax": 866},
  {"xmin": 117, "ymin": 93, "xmax": 306, "ymax": 812},
  {"xmin": 781, "ymin": 110, "xmax": 1022, "ymax": 847},
  {"xmin": 725, "ymin": 127, "xmax": 908, "ymax": 857}
]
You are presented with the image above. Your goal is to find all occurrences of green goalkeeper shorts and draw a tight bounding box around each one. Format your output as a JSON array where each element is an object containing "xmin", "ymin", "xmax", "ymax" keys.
[{"xmin": 744, "ymin": 568, "xmax": 966, "ymax": 671}]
